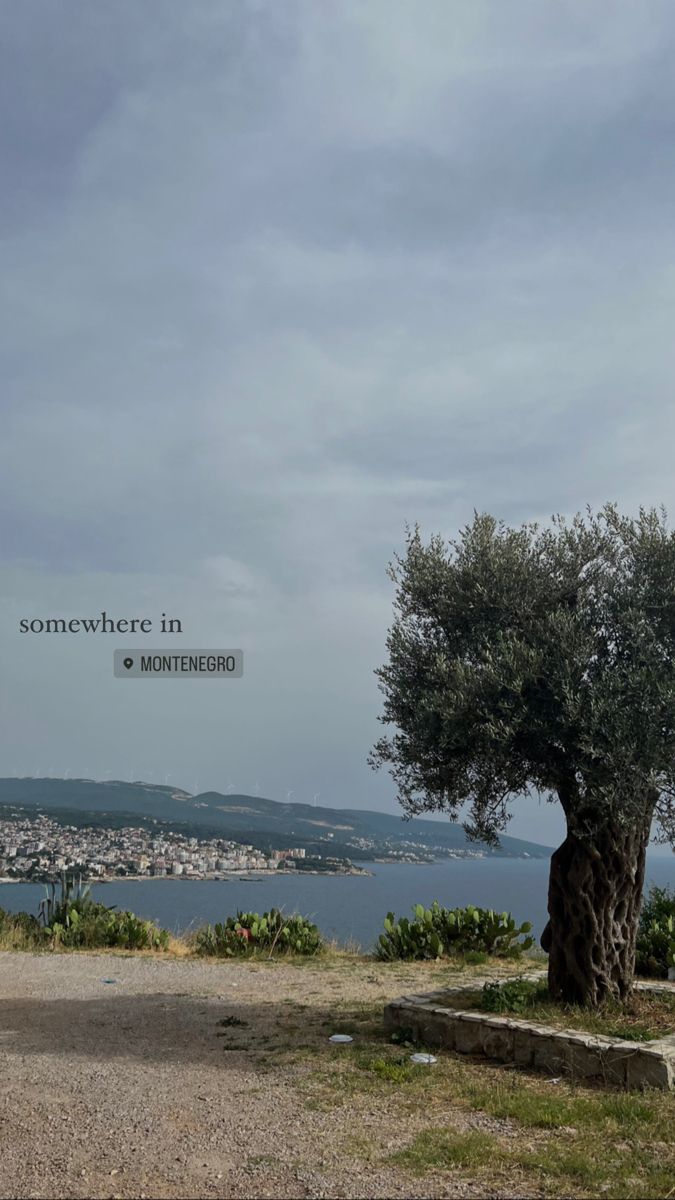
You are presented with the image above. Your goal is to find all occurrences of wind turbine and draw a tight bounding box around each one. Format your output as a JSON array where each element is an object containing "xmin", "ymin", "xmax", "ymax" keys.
[
  {"xmin": 312, "ymin": 792, "xmax": 320, "ymax": 808},
  {"xmin": 285, "ymin": 788, "xmax": 294, "ymax": 803},
  {"xmin": 225, "ymin": 780, "xmax": 235, "ymax": 794},
  {"xmin": 164, "ymin": 773, "xmax": 171, "ymax": 786},
  {"xmin": 193, "ymin": 778, "xmax": 200, "ymax": 795},
  {"xmin": 253, "ymin": 780, "xmax": 261, "ymax": 796}
]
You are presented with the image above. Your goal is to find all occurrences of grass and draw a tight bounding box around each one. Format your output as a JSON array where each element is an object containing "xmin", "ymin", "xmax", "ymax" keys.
[
  {"xmin": 455, "ymin": 979, "xmax": 675, "ymax": 1041},
  {"xmin": 367, "ymin": 1052, "xmax": 675, "ymax": 1196},
  {"xmin": 0, "ymin": 917, "xmax": 48, "ymax": 952},
  {"xmin": 276, "ymin": 992, "xmax": 675, "ymax": 1198},
  {"xmin": 0, "ymin": 925, "xmax": 191, "ymax": 958},
  {"xmin": 392, "ymin": 1128, "xmax": 497, "ymax": 1170},
  {"xmin": 390, "ymin": 1126, "xmax": 675, "ymax": 1199},
  {"xmin": 454, "ymin": 1070, "xmax": 672, "ymax": 1134}
]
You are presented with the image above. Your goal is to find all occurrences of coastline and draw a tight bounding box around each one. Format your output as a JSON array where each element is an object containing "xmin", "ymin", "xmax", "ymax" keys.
[{"xmin": 0, "ymin": 866, "xmax": 374, "ymax": 885}]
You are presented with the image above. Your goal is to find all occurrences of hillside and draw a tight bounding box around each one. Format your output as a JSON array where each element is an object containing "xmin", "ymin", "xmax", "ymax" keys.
[{"xmin": 0, "ymin": 778, "xmax": 551, "ymax": 859}]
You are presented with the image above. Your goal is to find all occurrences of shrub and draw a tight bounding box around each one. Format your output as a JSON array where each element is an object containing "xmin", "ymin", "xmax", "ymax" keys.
[
  {"xmin": 36, "ymin": 871, "xmax": 168, "ymax": 950},
  {"xmin": 641, "ymin": 885, "xmax": 675, "ymax": 926},
  {"xmin": 193, "ymin": 908, "xmax": 323, "ymax": 957},
  {"xmin": 44, "ymin": 901, "xmax": 169, "ymax": 950},
  {"xmin": 375, "ymin": 902, "xmax": 534, "ymax": 962},
  {"xmin": 0, "ymin": 906, "xmax": 47, "ymax": 949},
  {"xmin": 481, "ymin": 977, "xmax": 548, "ymax": 1013},
  {"xmin": 636, "ymin": 886, "xmax": 675, "ymax": 979}
]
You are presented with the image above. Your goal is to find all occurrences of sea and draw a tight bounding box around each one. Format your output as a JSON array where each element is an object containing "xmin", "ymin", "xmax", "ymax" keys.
[{"xmin": 1, "ymin": 855, "xmax": 673, "ymax": 952}]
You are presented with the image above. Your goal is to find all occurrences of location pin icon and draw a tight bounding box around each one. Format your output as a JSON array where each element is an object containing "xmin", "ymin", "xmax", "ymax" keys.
[{"xmin": 123, "ymin": 657, "xmax": 134, "ymax": 670}]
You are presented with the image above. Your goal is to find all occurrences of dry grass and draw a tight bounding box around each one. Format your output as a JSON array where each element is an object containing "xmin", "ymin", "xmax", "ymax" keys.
[{"xmin": 277, "ymin": 991, "xmax": 675, "ymax": 1198}]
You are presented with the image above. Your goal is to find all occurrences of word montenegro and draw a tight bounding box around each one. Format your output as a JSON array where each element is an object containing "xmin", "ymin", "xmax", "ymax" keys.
[
  {"xmin": 19, "ymin": 612, "xmax": 182, "ymax": 633},
  {"xmin": 140, "ymin": 654, "xmax": 236, "ymax": 672}
]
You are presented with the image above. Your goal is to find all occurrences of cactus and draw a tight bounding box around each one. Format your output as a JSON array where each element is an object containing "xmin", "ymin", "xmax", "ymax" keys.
[
  {"xmin": 375, "ymin": 902, "xmax": 534, "ymax": 962},
  {"xmin": 194, "ymin": 908, "xmax": 323, "ymax": 958}
]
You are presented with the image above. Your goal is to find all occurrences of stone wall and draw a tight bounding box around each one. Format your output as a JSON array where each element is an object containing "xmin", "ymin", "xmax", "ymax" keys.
[{"xmin": 383, "ymin": 979, "xmax": 675, "ymax": 1090}]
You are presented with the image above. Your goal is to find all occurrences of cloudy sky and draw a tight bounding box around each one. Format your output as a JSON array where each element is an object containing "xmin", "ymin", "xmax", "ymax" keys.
[{"xmin": 2, "ymin": 1, "xmax": 675, "ymax": 852}]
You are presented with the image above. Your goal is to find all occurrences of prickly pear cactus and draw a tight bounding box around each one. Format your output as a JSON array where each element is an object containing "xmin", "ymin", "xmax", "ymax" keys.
[{"xmin": 375, "ymin": 902, "xmax": 533, "ymax": 961}]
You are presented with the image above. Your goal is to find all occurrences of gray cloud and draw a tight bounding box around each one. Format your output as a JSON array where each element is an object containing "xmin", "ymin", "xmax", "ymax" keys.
[{"xmin": 2, "ymin": 1, "xmax": 675, "ymax": 848}]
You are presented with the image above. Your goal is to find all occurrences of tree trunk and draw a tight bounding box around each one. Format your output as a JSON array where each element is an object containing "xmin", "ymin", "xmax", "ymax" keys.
[{"xmin": 540, "ymin": 820, "xmax": 650, "ymax": 1007}]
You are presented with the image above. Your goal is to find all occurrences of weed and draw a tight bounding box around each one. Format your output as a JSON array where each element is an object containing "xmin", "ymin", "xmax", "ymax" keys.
[{"xmin": 392, "ymin": 1129, "xmax": 499, "ymax": 1171}]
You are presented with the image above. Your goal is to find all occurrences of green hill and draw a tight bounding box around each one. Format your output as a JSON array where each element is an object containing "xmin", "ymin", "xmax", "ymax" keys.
[{"xmin": 0, "ymin": 778, "xmax": 552, "ymax": 860}]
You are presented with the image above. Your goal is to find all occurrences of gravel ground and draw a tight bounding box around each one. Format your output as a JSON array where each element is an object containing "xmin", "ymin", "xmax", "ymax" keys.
[{"xmin": 0, "ymin": 951, "xmax": 540, "ymax": 1200}]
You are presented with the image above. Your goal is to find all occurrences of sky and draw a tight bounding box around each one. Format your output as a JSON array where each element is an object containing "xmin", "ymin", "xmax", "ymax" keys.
[{"xmin": 2, "ymin": 1, "xmax": 675, "ymax": 854}]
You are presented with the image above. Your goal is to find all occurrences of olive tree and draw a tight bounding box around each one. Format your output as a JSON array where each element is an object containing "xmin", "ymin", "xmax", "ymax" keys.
[{"xmin": 369, "ymin": 504, "xmax": 675, "ymax": 1006}]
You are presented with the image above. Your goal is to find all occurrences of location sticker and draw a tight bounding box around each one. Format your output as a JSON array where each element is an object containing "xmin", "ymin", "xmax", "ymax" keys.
[{"xmin": 114, "ymin": 649, "xmax": 243, "ymax": 678}]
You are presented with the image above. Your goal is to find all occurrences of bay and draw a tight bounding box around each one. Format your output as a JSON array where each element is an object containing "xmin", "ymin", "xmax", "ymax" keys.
[{"xmin": 1, "ymin": 855, "xmax": 673, "ymax": 951}]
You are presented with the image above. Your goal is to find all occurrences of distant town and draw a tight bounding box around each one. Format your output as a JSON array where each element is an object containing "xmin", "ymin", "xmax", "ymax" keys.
[
  {"xmin": 0, "ymin": 808, "xmax": 494, "ymax": 883},
  {"xmin": 0, "ymin": 811, "xmax": 371, "ymax": 882}
]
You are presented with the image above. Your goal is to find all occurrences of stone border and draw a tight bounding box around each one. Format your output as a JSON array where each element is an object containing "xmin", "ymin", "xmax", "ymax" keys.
[{"xmin": 383, "ymin": 974, "xmax": 675, "ymax": 1090}]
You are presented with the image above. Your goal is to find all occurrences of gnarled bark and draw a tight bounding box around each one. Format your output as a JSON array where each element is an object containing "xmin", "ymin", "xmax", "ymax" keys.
[{"xmin": 540, "ymin": 819, "xmax": 651, "ymax": 1006}]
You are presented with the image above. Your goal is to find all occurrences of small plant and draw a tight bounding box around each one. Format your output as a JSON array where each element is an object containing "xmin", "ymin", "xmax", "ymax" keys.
[
  {"xmin": 375, "ymin": 902, "xmax": 534, "ymax": 962},
  {"xmin": 390, "ymin": 1027, "xmax": 418, "ymax": 1048},
  {"xmin": 481, "ymin": 977, "xmax": 548, "ymax": 1013},
  {"xmin": 193, "ymin": 908, "xmax": 323, "ymax": 957},
  {"xmin": 359, "ymin": 1055, "xmax": 415, "ymax": 1083},
  {"xmin": 36, "ymin": 871, "xmax": 89, "ymax": 930}
]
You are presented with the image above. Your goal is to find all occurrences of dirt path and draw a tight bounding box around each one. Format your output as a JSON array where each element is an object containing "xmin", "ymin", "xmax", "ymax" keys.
[{"xmin": 0, "ymin": 951, "xmax": 539, "ymax": 1199}]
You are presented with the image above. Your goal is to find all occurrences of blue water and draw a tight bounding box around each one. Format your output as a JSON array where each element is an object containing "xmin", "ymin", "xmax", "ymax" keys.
[{"xmin": 1, "ymin": 856, "xmax": 672, "ymax": 951}]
